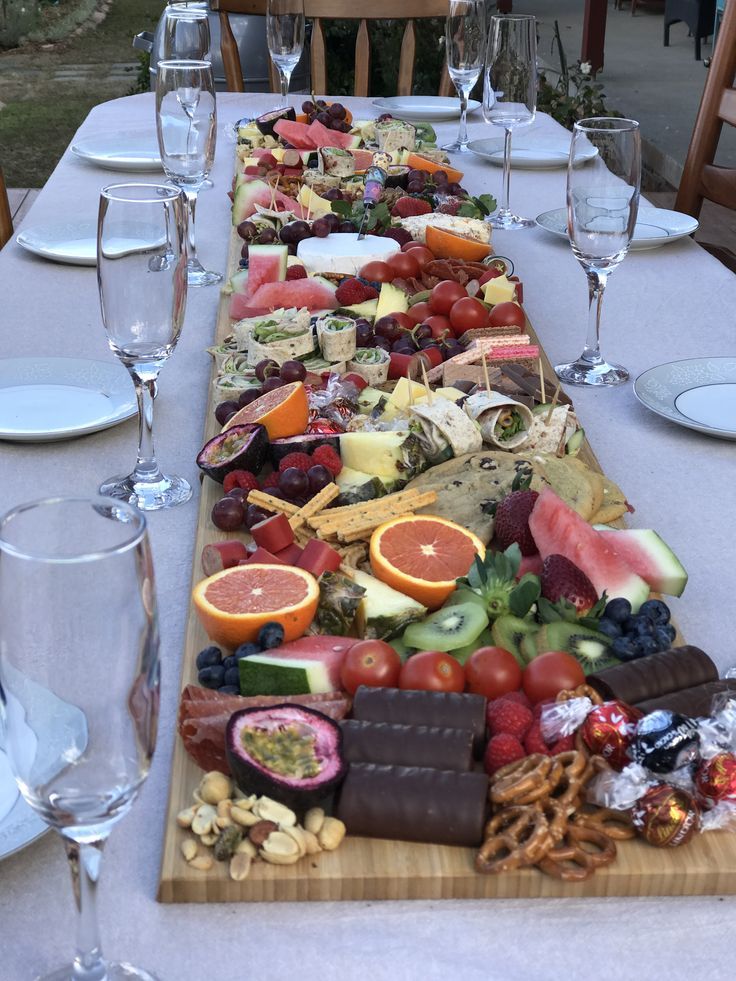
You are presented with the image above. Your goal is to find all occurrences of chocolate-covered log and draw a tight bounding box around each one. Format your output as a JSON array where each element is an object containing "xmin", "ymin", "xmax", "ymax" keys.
[
  {"xmin": 636, "ymin": 680, "xmax": 736, "ymax": 718},
  {"xmin": 336, "ymin": 763, "xmax": 489, "ymax": 846},
  {"xmin": 588, "ymin": 646, "xmax": 717, "ymax": 705},
  {"xmin": 340, "ymin": 720, "xmax": 474, "ymax": 771},
  {"xmin": 351, "ymin": 686, "xmax": 486, "ymax": 754}
]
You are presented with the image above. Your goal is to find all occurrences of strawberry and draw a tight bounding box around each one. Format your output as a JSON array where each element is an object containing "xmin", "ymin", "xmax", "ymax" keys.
[
  {"xmin": 285, "ymin": 265, "xmax": 308, "ymax": 280},
  {"xmin": 391, "ymin": 197, "xmax": 432, "ymax": 219},
  {"xmin": 541, "ymin": 554, "xmax": 598, "ymax": 614},
  {"xmin": 278, "ymin": 452, "xmax": 313, "ymax": 473},
  {"xmin": 483, "ymin": 733, "xmax": 526, "ymax": 776},
  {"xmin": 486, "ymin": 699, "xmax": 533, "ymax": 740},
  {"xmin": 493, "ymin": 485, "xmax": 540, "ymax": 556},
  {"xmin": 335, "ymin": 278, "xmax": 378, "ymax": 305}
]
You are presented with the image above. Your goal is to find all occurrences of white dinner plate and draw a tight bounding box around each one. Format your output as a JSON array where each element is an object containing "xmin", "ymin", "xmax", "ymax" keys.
[
  {"xmin": 535, "ymin": 207, "xmax": 699, "ymax": 250},
  {"xmin": 0, "ymin": 357, "xmax": 136, "ymax": 442},
  {"xmin": 634, "ymin": 357, "xmax": 736, "ymax": 440},
  {"xmin": 372, "ymin": 96, "xmax": 481, "ymax": 122},
  {"xmin": 0, "ymin": 726, "xmax": 48, "ymax": 862},
  {"xmin": 70, "ymin": 131, "xmax": 162, "ymax": 172},
  {"xmin": 16, "ymin": 220, "xmax": 98, "ymax": 265},
  {"xmin": 468, "ymin": 137, "xmax": 597, "ymax": 169}
]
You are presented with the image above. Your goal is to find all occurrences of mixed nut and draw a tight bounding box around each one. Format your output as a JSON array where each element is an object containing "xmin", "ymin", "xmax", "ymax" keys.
[{"xmin": 177, "ymin": 771, "xmax": 346, "ymax": 881}]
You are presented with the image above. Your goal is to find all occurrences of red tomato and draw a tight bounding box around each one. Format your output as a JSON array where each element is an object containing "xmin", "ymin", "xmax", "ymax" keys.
[
  {"xmin": 449, "ymin": 297, "xmax": 490, "ymax": 335},
  {"xmin": 465, "ymin": 647, "xmax": 522, "ymax": 699},
  {"xmin": 423, "ymin": 315, "xmax": 453, "ymax": 340},
  {"xmin": 402, "ymin": 241, "xmax": 434, "ymax": 256},
  {"xmin": 430, "ymin": 280, "xmax": 467, "ymax": 315},
  {"xmin": 392, "ymin": 312, "xmax": 415, "ymax": 330},
  {"xmin": 360, "ymin": 260, "xmax": 394, "ymax": 283},
  {"xmin": 402, "ymin": 246, "xmax": 434, "ymax": 270},
  {"xmin": 487, "ymin": 301, "xmax": 525, "ymax": 331},
  {"xmin": 340, "ymin": 640, "xmax": 402, "ymax": 695},
  {"xmin": 522, "ymin": 651, "xmax": 585, "ymax": 704},
  {"xmin": 406, "ymin": 301, "xmax": 434, "ymax": 325},
  {"xmin": 399, "ymin": 650, "xmax": 465, "ymax": 693},
  {"xmin": 387, "ymin": 251, "xmax": 421, "ymax": 279}
]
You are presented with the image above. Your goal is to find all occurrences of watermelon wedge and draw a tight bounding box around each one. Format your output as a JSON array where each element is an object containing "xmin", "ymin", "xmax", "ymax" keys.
[
  {"xmin": 306, "ymin": 118, "xmax": 361, "ymax": 150},
  {"xmin": 349, "ymin": 148, "xmax": 374, "ymax": 172},
  {"xmin": 528, "ymin": 489, "xmax": 650, "ymax": 611},
  {"xmin": 595, "ymin": 528, "xmax": 688, "ymax": 597},
  {"xmin": 245, "ymin": 244, "xmax": 288, "ymax": 298},
  {"xmin": 273, "ymin": 118, "xmax": 314, "ymax": 148},
  {"xmin": 232, "ymin": 180, "xmax": 308, "ymax": 223},
  {"xmin": 243, "ymin": 277, "xmax": 339, "ymax": 314}
]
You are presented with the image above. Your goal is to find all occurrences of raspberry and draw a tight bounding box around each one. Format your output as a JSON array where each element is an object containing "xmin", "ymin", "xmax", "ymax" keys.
[
  {"xmin": 483, "ymin": 733, "xmax": 525, "ymax": 776},
  {"xmin": 486, "ymin": 700, "xmax": 533, "ymax": 740},
  {"xmin": 312, "ymin": 444, "xmax": 342, "ymax": 476},
  {"xmin": 335, "ymin": 278, "xmax": 373, "ymax": 306},
  {"xmin": 499, "ymin": 690, "xmax": 532, "ymax": 709},
  {"xmin": 549, "ymin": 734, "xmax": 574, "ymax": 754},
  {"xmin": 223, "ymin": 470, "xmax": 259, "ymax": 494},
  {"xmin": 391, "ymin": 197, "xmax": 432, "ymax": 218},
  {"xmin": 278, "ymin": 452, "xmax": 313, "ymax": 473},
  {"xmin": 532, "ymin": 698, "xmax": 555, "ymax": 720},
  {"xmin": 286, "ymin": 265, "xmax": 308, "ymax": 280},
  {"xmin": 260, "ymin": 472, "xmax": 281, "ymax": 490},
  {"xmin": 523, "ymin": 720, "xmax": 552, "ymax": 756}
]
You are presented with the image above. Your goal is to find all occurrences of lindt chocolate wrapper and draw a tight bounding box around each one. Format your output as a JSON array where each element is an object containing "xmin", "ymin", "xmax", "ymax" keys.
[
  {"xmin": 632, "ymin": 784, "xmax": 700, "ymax": 847},
  {"xmin": 694, "ymin": 752, "xmax": 736, "ymax": 809},
  {"xmin": 631, "ymin": 710, "xmax": 700, "ymax": 774},
  {"xmin": 581, "ymin": 701, "xmax": 642, "ymax": 770}
]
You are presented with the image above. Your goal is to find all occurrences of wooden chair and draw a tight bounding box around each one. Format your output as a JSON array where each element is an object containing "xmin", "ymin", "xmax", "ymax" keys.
[
  {"xmin": 0, "ymin": 167, "xmax": 12, "ymax": 251},
  {"xmin": 212, "ymin": 0, "xmax": 453, "ymax": 97},
  {"xmin": 676, "ymin": 0, "xmax": 736, "ymax": 268}
]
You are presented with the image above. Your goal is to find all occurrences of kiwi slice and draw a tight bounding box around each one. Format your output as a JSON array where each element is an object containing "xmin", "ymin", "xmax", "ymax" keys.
[
  {"xmin": 536, "ymin": 622, "xmax": 618, "ymax": 673},
  {"xmin": 520, "ymin": 631, "xmax": 539, "ymax": 664},
  {"xmin": 403, "ymin": 601, "xmax": 489, "ymax": 653},
  {"xmin": 388, "ymin": 634, "xmax": 414, "ymax": 664},
  {"xmin": 443, "ymin": 588, "xmax": 487, "ymax": 611},
  {"xmin": 450, "ymin": 626, "xmax": 493, "ymax": 667},
  {"xmin": 491, "ymin": 615, "xmax": 539, "ymax": 667}
]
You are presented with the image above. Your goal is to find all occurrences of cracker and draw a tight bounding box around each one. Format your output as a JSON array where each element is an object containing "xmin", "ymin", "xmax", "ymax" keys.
[
  {"xmin": 589, "ymin": 476, "xmax": 630, "ymax": 524},
  {"xmin": 289, "ymin": 482, "xmax": 340, "ymax": 531},
  {"xmin": 246, "ymin": 490, "xmax": 300, "ymax": 516},
  {"xmin": 565, "ymin": 458, "xmax": 605, "ymax": 517}
]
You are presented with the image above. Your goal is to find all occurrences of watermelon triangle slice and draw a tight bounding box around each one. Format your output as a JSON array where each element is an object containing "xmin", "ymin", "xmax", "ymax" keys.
[
  {"xmin": 306, "ymin": 119, "xmax": 360, "ymax": 150},
  {"xmin": 232, "ymin": 278, "xmax": 338, "ymax": 318},
  {"xmin": 273, "ymin": 118, "xmax": 315, "ymax": 148}
]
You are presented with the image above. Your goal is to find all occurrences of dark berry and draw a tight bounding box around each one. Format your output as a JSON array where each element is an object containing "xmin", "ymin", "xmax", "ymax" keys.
[
  {"xmin": 234, "ymin": 641, "xmax": 262, "ymax": 659},
  {"xmin": 258, "ymin": 621, "xmax": 285, "ymax": 650},
  {"xmin": 638, "ymin": 599, "xmax": 671, "ymax": 625},
  {"xmin": 604, "ymin": 597, "xmax": 632, "ymax": 624},
  {"xmin": 596, "ymin": 618, "xmax": 621, "ymax": 641},
  {"xmin": 633, "ymin": 635, "xmax": 660, "ymax": 658},
  {"xmin": 624, "ymin": 615, "xmax": 654, "ymax": 637},
  {"xmin": 224, "ymin": 666, "xmax": 241, "ymax": 688},
  {"xmin": 611, "ymin": 636, "xmax": 639, "ymax": 662},
  {"xmin": 653, "ymin": 626, "xmax": 675, "ymax": 650},
  {"xmin": 222, "ymin": 654, "xmax": 239, "ymax": 671},
  {"xmin": 198, "ymin": 664, "xmax": 226, "ymax": 689},
  {"xmin": 218, "ymin": 685, "xmax": 240, "ymax": 695},
  {"xmin": 196, "ymin": 645, "xmax": 222, "ymax": 670}
]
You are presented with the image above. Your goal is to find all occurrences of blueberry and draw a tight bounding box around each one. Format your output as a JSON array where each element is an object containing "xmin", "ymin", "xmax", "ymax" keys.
[
  {"xmin": 235, "ymin": 641, "xmax": 262, "ymax": 659},
  {"xmin": 218, "ymin": 684, "xmax": 240, "ymax": 695},
  {"xmin": 258, "ymin": 621, "xmax": 285, "ymax": 650},
  {"xmin": 633, "ymin": 636, "xmax": 660, "ymax": 658},
  {"xmin": 604, "ymin": 598, "xmax": 632, "ymax": 624},
  {"xmin": 623, "ymin": 615, "xmax": 654, "ymax": 637},
  {"xmin": 224, "ymin": 666, "xmax": 240, "ymax": 687},
  {"xmin": 653, "ymin": 626, "xmax": 675, "ymax": 651},
  {"xmin": 196, "ymin": 645, "xmax": 223, "ymax": 670},
  {"xmin": 198, "ymin": 664, "xmax": 226, "ymax": 689},
  {"xmin": 662, "ymin": 623, "xmax": 677, "ymax": 644},
  {"xmin": 638, "ymin": 599, "xmax": 671, "ymax": 626},
  {"xmin": 596, "ymin": 618, "xmax": 622, "ymax": 640},
  {"xmin": 611, "ymin": 636, "xmax": 638, "ymax": 661},
  {"xmin": 222, "ymin": 654, "xmax": 239, "ymax": 671}
]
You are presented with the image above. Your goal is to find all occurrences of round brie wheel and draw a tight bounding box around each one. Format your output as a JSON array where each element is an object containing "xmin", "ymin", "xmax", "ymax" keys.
[{"xmin": 297, "ymin": 232, "xmax": 400, "ymax": 276}]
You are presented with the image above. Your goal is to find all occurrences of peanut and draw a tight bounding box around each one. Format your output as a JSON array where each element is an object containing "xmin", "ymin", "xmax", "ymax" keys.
[
  {"xmin": 176, "ymin": 806, "xmax": 197, "ymax": 829},
  {"xmin": 302, "ymin": 829, "xmax": 322, "ymax": 855},
  {"xmin": 180, "ymin": 838, "xmax": 198, "ymax": 862},
  {"xmin": 317, "ymin": 817, "xmax": 346, "ymax": 851},
  {"xmin": 188, "ymin": 853, "xmax": 214, "ymax": 872},
  {"xmin": 229, "ymin": 852, "xmax": 252, "ymax": 881},
  {"xmin": 248, "ymin": 820, "xmax": 278, "ymax": 846},
  {"xmin": 198, "ymin": 771, "xmax": 233, "ymax": 805},
  {"xmin": 191, "ymin": 804, "xmax": 217, "ymax": 837},
  {"xmin": 304, "ymin": 807, "xmax": 325, "ymax": 836},
  {"xmin": 231, "ymin": 805, "xmax": 260, "ymax": 828}
]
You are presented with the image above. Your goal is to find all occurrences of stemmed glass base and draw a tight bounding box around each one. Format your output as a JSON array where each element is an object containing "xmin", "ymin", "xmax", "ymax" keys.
[
  {"xmin": 99, "ymin": 471, "xmax": 192, "ymax": 511},
  {"xmin": 40, "ymin": 962, "xmax": 158, "ymax": 981},
  {"xmin": 187, "ymin": 256, "xmax": 222, "ymax": 288},
  {"xmin": 555, "ymin": 354, "xmax": 629, "ymax": 387},
  {"xmin": 441, "ymin": 137, "xmax": 473, "ymax": 154},
  {"xmin": 487, "ymin": 210, "xmax": 535, "ymax": 230}
]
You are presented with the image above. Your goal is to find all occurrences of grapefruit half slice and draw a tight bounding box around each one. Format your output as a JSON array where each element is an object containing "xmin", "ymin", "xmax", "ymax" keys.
[{"xmin": 223, "ymin": 380, "xmax": 309, "ymax": 440}]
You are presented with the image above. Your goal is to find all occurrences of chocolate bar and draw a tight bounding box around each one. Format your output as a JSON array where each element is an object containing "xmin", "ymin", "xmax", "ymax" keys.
[
  {"xmin": 636, "ymin": 680, "xmax": 736, "ymax": 718},
  {"xmin": 588, "ymin": 646, "xmax": 717, "ymax": 705},
  {"xmin": 351, "ymin": 686, "xmax": 486, "ymax": 754},
  {"xmin": 336, "ymin": 763, "xmax": 489, "ymax": 846},
  {"xmin": 340, "ymin": 720, "xmax": 474, "ymax": 771}
]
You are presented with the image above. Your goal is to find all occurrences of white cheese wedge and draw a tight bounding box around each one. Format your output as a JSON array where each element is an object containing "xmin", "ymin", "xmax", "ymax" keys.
[
  {"xmin": 482, "ymin": 275, "xmax": 517, "ymax": 305},
  {"xmin": 297, "ymin": 232, "xmax": 400, "ymax": 276}
]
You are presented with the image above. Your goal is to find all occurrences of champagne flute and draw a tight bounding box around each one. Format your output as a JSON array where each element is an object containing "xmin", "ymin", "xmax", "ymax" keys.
[
  {"xmin": 0, "ymin": 496, "xmax": 160, "ymax": 981},
  {"xmin": 443, "ymin": 0, "xmax": 486, "ymax": 154},
  {"xmin": 555, "ymin": 117, "xmax": 641, "ymax": 387},
  {"xmin": 267, "ymin": 0, "xmax": 305, "ymax": 109},
  {"xmin": 156, "ymin": 59, "xmax": 221, "ymax": 286},
  {"xmin": 97, "ymin": 182, "xmax": 192, "ymax": 510},
  {"xmin": 483, "ymin": 14, "xmax": 537, "ymax": 229}
]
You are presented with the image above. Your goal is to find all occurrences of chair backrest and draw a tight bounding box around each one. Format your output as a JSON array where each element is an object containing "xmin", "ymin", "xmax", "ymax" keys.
[
  {"xmin": 676, "ymin": 0, "xmax": 736, "ymax": 218},
  {"xmin": 0, "ymin": 167, "xmax": 12, "ymax": 251},
  {"xmin": 212, "ymin": 0, "xmax": 452, "ymax": 97}
]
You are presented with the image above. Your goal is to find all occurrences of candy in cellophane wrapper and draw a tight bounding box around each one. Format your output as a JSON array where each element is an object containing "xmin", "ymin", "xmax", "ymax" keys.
[
  {"xmin": 307, "ymin": 373, "xmax": 360, "ymax": 431},
  {"xmin": 540, "ymin": 697, "xmax": 640, "ymax": 770}
]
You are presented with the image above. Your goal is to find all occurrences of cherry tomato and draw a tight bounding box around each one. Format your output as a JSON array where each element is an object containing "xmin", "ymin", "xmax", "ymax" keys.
[
  {"xmin": 430, "ymin": 280, "xmax": 467, "ymax": 315},
  {"xmin": 340, "ymin": 640, "xmax": 401, "ymax": 695},
  {"xmin": 522, "ymin": 651, "xmax": 585, "ymax": 705},
  {"xmin": 406, "ymin": 301, "xmax": 434, "ymax": 325},
  {"xmin": 399, "ymin": 650, "xmax": 465, "ymax": 693},
  {"xmin": 449, "ymin": 297, "xmax": 490, "ymax": 335},
  {"xmin": 423, "ymin": 314, "xmax": 453, "ymax": 340},
  {"xmin": 400, "ymin": 245, "xmax": 434, "ymax": 270},
  {"xmin": 359, "ymin": 260, "xmax": 394, "ymax": 283},
  {"xmin": 392, "ymin": 312, "xmax": 415, "ymax": 330},
  {"xmin": 387, "ymin": 251, "xmax": 421, "ymax": 279},
  {"xmin": 402, "ymin": 241, "xmax": 434, "ymax": 257},
  {"xmin": 487, "ymin": 301, "xmax": 525, "ymax": 331},
  {"xmin": 465, "ymin": 646, "xmax": 522, "ymax": 699}
]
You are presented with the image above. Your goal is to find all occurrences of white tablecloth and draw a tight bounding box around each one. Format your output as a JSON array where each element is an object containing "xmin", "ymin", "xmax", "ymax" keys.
[{"xmin": 1, "ymin": 93, "xmax": 735, "ymax": 981}]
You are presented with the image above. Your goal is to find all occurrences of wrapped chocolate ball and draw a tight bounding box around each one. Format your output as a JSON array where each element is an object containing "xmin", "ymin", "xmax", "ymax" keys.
[
  {"xmin": 694, "ymin": 752, "xmax": 736, "ymax": 809},
  {"xmin": 632, "ymin": 784, "xmax": 700, "ymax": 847},
  {"xmin": 581, "ymin": 700, "xmax": 642, "ymax": 770},
  {"xmin": 630, "ymin": 710, "xmax": 700, "ymax": 774}
]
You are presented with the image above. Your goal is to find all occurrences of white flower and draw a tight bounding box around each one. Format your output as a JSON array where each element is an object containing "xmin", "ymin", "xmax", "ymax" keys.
[{"xmin": 580, "ymin": 62, "xmax": 592, "ymax": 76}]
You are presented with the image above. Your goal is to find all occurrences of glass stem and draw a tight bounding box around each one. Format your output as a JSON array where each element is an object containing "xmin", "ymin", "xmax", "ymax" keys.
[
  {"xmin": 583, "ymin": 270, "xmax": 608, "ymax": 363},
  {"xmin": 65, "ymin": 837, "xmax": 108, "ymax": 981},
  {"xmin": 184, "ymin": 188, "xmax": 199, "ymax": 267},
  {"xmin": 500, "ymin": 127, "xmax": 513, "ymax": 216},
  {"xmin": 457, "ymin": 91, "xmax": 469, "ymax": 146},
  {"xmin": 279, "ymin": 68, "xmax": 292, "ymax": 109},
  {"xmin": 130, "ymin": 368, "xmax": 163, "ymax": 486}
]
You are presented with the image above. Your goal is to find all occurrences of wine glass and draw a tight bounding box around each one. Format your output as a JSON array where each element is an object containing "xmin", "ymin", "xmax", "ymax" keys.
[
  {"xmin": 156, "ymin": 59, "xmax": 221, "ymax": 287},
  {"xmin": 161, "ymin": 3, "xmax": 211, "ymax": 62},
  {"xmin": 555, "ymin": 117, "xmax": 641, "ymax": 387},
  {"xmin": 443, "ymin": 0, "xmax": 486, "ymax": 154},
  {"xmin": 267, "ymin": 0, "xmax": 305, "ymax": 109},
  {"xmin": 0, "ymin": 496, "xmax": 160, "ymax": 981},
  {"xmin": 97, "ymin": 182, "xmax": 192, "ymax": 511},
  {"xmin": 483, "ymin": 14, "xmax": 537, "ymax": 229}
]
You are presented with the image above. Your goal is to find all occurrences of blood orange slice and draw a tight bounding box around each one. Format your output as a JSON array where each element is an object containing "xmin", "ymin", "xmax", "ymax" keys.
[
  {"xmin": 425, "ymin": 225, "xmax": 492, "ymax": 262},
  {"xmin": 223, "ymin": 381, "xmax": 309, "ymax": 440},
  {"xmin": 369, "ymin": 514, "xmax": 485, "ymax": 610},
  {"xmin": 192, "ymin": 564, "xmax": 319, "ymax": 648}
]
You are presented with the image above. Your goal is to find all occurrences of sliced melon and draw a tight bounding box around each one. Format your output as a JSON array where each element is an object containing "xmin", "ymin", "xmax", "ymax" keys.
[
  {"xmin": 335, "ymin": 467, "xmax": 386, "ymax": 506},
  {"xmin": 340, "ymin": 299, "xmax": 378, "ymax": 319},
  {"xmin": 298, "ymin": 185, "xmax": 333, "ymax": 216},
  {"xmin": 596, "ymin": 528, "xmax": 688, "ymax": 597},
  {"xmin": 238, "ymin": 654, "xmax": 334, "ymax": 696},
  {"xmin": 351, "ymin": 569, "xmax": 427, "ymax": 640},
  {"xmin": 339, "ymin": 430, "xmax": 426, "ymax": 481},
  {"xmin": 375, "ymin": 282, "xmax": 410, "ymax": 320}
]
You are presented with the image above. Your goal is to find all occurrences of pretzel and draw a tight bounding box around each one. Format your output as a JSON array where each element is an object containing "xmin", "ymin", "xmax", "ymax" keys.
[
  {"xmin": 533, "ymin": 798, "xmax": 569, "ymax": 845},
  {"xmin": 536, "ymin": 821, "xmax": 616, "ymax": 882},
  {"xmin": 514, "ymin": 756, "xmax": 564, "ymax": 805},
  {"xmin": 574, "ymin": 807, "xmax": 636, "ymax": 841},
  {"xmin": 546, "ymin": 750, "xmax": 589, "ymax": 810},
  {"xmin": 476, "ymin": 807, "xmax": 551, "ymax": 875},
  {"xmin": 490, "ymin": 754, "xmax": 555, "ymax": 806},
  {"xmin": 560, "ymin": 824, "xmax": 617, "ymax": 869},
  {"xmin": 555, "ymin": 684, "xmax": 604, "ymax": 706}
]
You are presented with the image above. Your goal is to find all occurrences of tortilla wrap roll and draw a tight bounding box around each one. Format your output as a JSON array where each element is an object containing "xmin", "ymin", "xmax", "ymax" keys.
[
  {"xmin": 316, "ymin": 315, "xmax": 357, "ymax": 362},
  {"xmin": 347, "ymin": 347, "xmax": 390, "ymax": 385},
  {"xmin": 463, "ymin": 391, "xmax": 533, "ymax": 449},
  {"xmin": 410, "ymin": 399, "xmax": 483, "ymax": 464}
]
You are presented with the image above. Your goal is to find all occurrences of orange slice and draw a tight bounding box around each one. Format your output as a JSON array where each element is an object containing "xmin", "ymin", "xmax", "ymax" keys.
[
  {"xmin": 405, "ymin": 152, "xmax": 464, "ymax": 184},
  {"xmin": 193, "ymin": 564, "xmax": 319, "ymax": 648},
  {"xmin": 370, "ymin": 514, "xmax": 485, "ymax": 610},
  {"xmin": 223, "ymin": 380, "xmax": 308, "ymax": 440},
  {"xmin": 425, "ymin": 225, "xmax": 492, "ymax": 262}
]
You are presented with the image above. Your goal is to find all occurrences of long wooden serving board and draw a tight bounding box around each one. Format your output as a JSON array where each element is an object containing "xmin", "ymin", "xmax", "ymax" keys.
[{"xmin": 158, "ymin": 198, "xmax": 736, "ymax": 904}]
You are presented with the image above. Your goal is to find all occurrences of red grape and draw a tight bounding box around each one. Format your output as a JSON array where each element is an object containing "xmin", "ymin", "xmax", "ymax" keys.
[
  {"xmin": 245, "ymin": 504, "xmax": 271, "ymax": 529},
  {"xmin": 261, "ymin": 376, "xmax": 285, "ymax": 393},
  {"xmin": 279, "ymin": 467, "xmax": 309, "ymax": 499},
  {"xmin": 236, "ymin": 220, "xmax": 257, "ymax": 241},
  {"xmin": 255, "ymin": 359, "xmax": 279, "ymax": 382},
  {"xmin": 311, "ymin": 218, "xmax": 330, "ymax": 238},
  {"xmin": 307, "ymin": 465, "xmax": 332, "ymax": 493},
  {"xmin": 238, "ymin": 388, "xmax": 262, "ymax": 407},
  {"xmin": 215, "ymin": 399, "xmax": 240, "ymax": 426},
  {"xmin": 279, "ymin": 360, "xmax": 307, "ymax": 383},
  {"xmin": 211, "ymin": 497, "xmax": 245, "ymax": 531}
]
